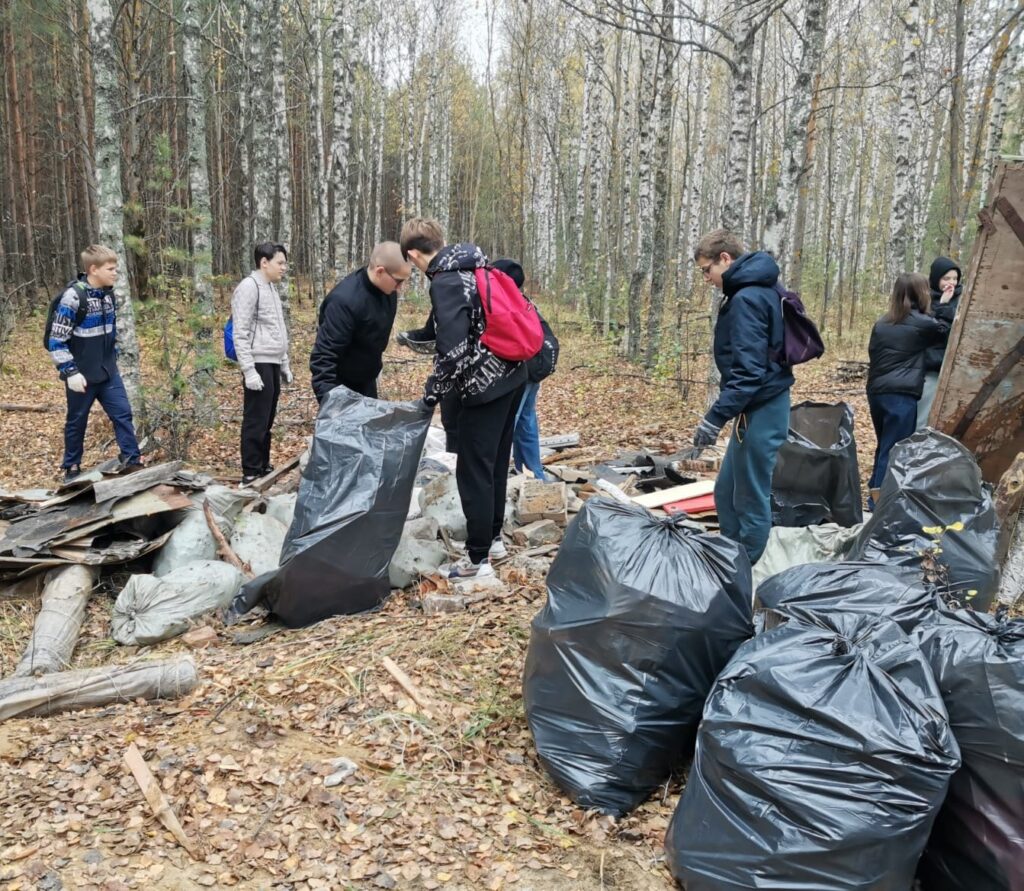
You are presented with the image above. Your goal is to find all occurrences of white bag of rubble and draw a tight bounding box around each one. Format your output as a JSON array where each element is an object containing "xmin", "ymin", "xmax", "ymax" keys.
[
  {"xmin": 389, "ymin": 518, "xmax": 448, "ymax": 588},
  {"xmin": 266, "ymin": 493, "xmax": 297, "ymax": 529},
  {"xmin": 418, "ymin": 474, "xmax": 467, "ymax": 540},
  {"xmin": 230, "ymin": 513, "xmax": 288, "ymax": 577},
  {"xmin": 152, "ymin": 485, "xmax": 256, "ymax": 577},
  {"xmin": 112, "ymin": 561, "xmax": 244, "ymax": 646}
]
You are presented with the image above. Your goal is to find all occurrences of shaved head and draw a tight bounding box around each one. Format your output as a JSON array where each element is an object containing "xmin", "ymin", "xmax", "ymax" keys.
[{"xmin": 369, "ymin": 242, "xmax": 407, "ymax": 273}]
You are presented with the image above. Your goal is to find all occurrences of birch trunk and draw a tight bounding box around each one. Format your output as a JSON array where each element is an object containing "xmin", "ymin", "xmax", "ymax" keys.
[
  {"xmin": 271, "ymin": 1, "xmax": 292, "ymax": 320},
  {"xmin": 87, "ymin": 0, "xmax": 142, "ymax": 416},
  {"xmin": 947, "ymin": 0, "xmax": 966, "ymax": 256},
  {"xmin": 330, "ymin": 0, "xmax": 359, "ymax": 275},
  {"xmin": 720, "ymin": 3, "xmax": 755, "ymax": 233},
  {"xmin": 980, "ymin": 23, "xmax": 1021, "ymax": 203},
  {"xmin": 761, "ymin": 0, "xmax": 827, "ymax": 268},
  {"xmin": 888, "ymin": 0, "xmax": 921, "ymax": 279},
  {"xmin": 626, "ymin": 28, "xmax": 658, "ymax": 360},
  {"xmin": 644, "ymin": 0, "xmax": 676, "ymax": 369}
]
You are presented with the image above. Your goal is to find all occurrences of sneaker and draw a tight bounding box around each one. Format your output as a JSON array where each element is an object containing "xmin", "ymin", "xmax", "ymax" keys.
[
  {"xmin": 396, "ymin": 330, "xmax": 436, "ymax": 355},
  {"xmin": 488, "ymin": 538, "xmax": 509, "ymax": 561},
  {"xmin": 440, "ymin": 557, "xmax": 494, "ymax": 579},
  {"xmin": 62, "ymin": 465, "xmax": 82, "ymax": 484},
  {"xmin": 240, "ymin": 474, "xmax": 260, "ymax": 487},
  {"xmin": 263, "ymin": 464, "xmax": 275, "ymax": 475}
]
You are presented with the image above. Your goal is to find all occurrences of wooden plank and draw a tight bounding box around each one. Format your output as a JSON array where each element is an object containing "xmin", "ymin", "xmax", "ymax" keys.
[
  {"xmin": 539, "ymin": 433, "xmax": 580, "ymax": 450},
  {"xmin": 632, "ymin": 480, "xmax": 716, "ymax": 508},
  {"xmin": 995, "ymin": 453, "xmax": 1024, "ymax": 566},
  {"xmin": 123, "ymin": 743, "xmax": 198, "ymax": 857},
  {"xmin": 248, "ymin": 453, "xmax": 302, "ymax": 493}
]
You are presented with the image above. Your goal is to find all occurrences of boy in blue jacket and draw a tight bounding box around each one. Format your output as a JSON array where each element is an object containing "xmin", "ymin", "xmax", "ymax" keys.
[
  {"xmin": 692, "ymin": 229, "xmax": 794, "ymax": 564},
  {"xmin": 48, "ymin": 245, "xmax": 141, "ymax": 482}
]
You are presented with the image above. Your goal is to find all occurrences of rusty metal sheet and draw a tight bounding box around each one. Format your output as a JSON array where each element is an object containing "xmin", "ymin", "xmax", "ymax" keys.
[
  {"xmin": 930, "ymin": 160, "xmax": 1024, "ymax": 483},
  {"xmin": 91, "ymin": 461, "xmax": 185, "ymax": 503}
]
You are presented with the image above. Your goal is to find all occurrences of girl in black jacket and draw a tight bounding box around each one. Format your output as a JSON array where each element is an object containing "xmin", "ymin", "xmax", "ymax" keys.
[
  {"xmin": 915, "ymin": 256, "xmax": 962, "ymax": 428},
  {"xmin": 866, "ymin": 274, "xmax": 949, "ymax": 504}
]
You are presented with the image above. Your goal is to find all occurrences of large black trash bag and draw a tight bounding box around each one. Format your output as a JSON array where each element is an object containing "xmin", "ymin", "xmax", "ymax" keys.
[
  {"xmin": 522, "ymin": 499, "xmax": 753, "ymax": 817},
  {"xmin": 913, "ymin": 609, "xmax": 1024, "ymax": 891},
  {"xmin": 227, "ymin": 387, "xmax": 432, "ymax": 627},
  {"xmin": 847, "ymin": 429, "xmax": 999, "ymax": 610},
  {"xmin": 756, "ymin": 560, "xmax": 939, "ymax": 632},
  {"xmin": 770, "ymin": 401, "xmax": 863, "ymax": 527},
  {"xmin": 666, "ymin": 610, "xmax": 960, "ymax": 891}
]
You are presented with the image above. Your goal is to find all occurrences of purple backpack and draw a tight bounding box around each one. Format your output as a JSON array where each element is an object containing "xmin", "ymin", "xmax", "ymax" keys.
[{"xmin": 772, "ymin": 283, "xmax": 825, "ymax": 366}]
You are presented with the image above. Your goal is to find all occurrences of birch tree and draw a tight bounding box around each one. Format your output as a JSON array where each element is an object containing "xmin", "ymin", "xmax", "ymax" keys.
[
  {"xmin": 888, "ymin": 0, "xmax": 921, "ymax": 278},
  {"xmin": 761, "ymin": 0, "xmax": 828, "ymax": 271},
  {"xmin": 720, "ymin": 0, "xmax": 757, "ymax": 233},
  {"xmin": 87, "ymin": 0, "xmax": 142, "ymax": 415},
  {"xmin": 329, "ymin": 0, "xmax": 359, "ymax": 276}
]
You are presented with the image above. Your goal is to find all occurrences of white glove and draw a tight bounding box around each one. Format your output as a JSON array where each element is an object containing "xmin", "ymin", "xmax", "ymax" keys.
[
  {"xmin": 243, "ymin": 369, "xmax": 264, "ymax": 391},
  {"xmin": 66, "ymin": 373, "xmax": 87, "ymax": 394},
  {"xmin": 282, "ymin": 366, "xmax": 294, "ymax": 385}
]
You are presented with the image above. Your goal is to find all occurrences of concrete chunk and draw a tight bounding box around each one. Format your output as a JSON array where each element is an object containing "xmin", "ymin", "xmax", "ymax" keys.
[
  {"xmin": 421, "ymin": 593, "xmax": 468, "ymax": 615},
  {"xmin": 512, "ymin": 519, "xmax": 563, "ymax": 548},
  {"xmin": 419, "ymin": 475, "xmax": 467, "ymax": 539},
  {"xmin": 516, "ymin": 479, "xmax": 568, "ymax": 526}
]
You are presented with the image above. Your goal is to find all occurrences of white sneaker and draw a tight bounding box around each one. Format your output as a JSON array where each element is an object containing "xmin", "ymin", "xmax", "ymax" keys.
[
  {"xmin": 488, "ymin": 538, "xmax": 509, "ymax": 561},
  {"xmin": 440, "ymin": 557, "xmax": 495, "ymax": 579}
]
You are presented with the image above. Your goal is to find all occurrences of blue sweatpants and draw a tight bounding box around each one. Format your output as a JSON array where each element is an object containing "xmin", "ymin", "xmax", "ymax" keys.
[
  {"xmin": 513, "ymin": 381, "xmax": 548, "ymax": 481},
  {"xmin": 62, "ymin": 372, "xmax": 141, "ymax": 469},
  {"xmin": 868, "ymin": 392, "xmax": 918, "ymax": 491},
  {"xmin": 715, "ymin": 390, "xmax": 791, "ymax": 565}
]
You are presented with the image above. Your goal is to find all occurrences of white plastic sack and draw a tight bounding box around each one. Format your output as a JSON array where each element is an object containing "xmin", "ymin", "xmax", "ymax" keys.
[
  {"xmin": 112, "ymin": 561, "xmax": 243, "ymax": 646},
  {"xmin": 230, "ymin": 513, "xmax": 287, "ymax": 577},
  {"xmin": 152, "ymin": 511, "xmax": 217, "ymax": 577},
  {"xmin": 194, "ymin": 485, "xmax": 255, "ymax": 528},
  {"xmin": 752, "ymin": 523, "xmax": 865, "ymax": 589},
  {"xmin": 266, "ymin": 493, "xmax": 297, "ymax": 529}
]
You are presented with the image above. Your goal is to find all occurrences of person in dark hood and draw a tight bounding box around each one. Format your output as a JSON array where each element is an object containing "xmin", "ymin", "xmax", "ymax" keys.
[
  {"xmin": 867, "ymin": 273, "xmax": 949, "ymax": 505},
  {"xmin": 916, "ymin": 256, "xmax": 962, "ymax": 428},
  {"xmin": 400, "ymin": 217, "xmax": 527, "ymax": 579},
  {"xmin": 691, "ymin": 229, "xmax": 794, "ymax": 564}
]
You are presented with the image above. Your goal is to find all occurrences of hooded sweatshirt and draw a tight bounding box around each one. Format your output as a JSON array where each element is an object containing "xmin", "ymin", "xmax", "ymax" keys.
[
  {"xmin": 706, "ymin": 252, "xmax": 795, "ymax": 428},
  {"xmin": 425, "ymin": 243, "xmax": 527, "ymax": 406},
  {"xmin": 923, "ymin": 257, "xmax": 962, "ymax": 371}
]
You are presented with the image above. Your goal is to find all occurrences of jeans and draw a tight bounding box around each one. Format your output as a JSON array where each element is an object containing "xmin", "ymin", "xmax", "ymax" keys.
[
  {"xmin": 513, "ymin": 381, "xmax": 547, "ymax": 481},
  {"xmin": 456, "ymin": 385, "xmax": 523, "ymax": 563},
  {"xmin": 241, "ymin": 363, "xmax": 281, "ymax": 476},
  {"xmin": 715, "ymin": 389, "xmax": 791, "ymax": 565},
  {"xmin": 916, "ymin": 371, "xmax": 939, "ymax": 430},
  {"xmin": 62, "ymin": 371, "xmax": 140, "ymax": 470},
  {"xmin": 868, "ymin": 392, "xmax": 918, "ymax": 492}
]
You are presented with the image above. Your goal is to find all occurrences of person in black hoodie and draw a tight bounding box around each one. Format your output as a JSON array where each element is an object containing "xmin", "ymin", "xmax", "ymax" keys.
[
  {"xmin": 692, "ymin": 229, "xmax": 794, "ymax": 564},
  {"xmin": 400, "ymin": 218, "xmax": 527, "ymax": 579},
  {"xmin": 309, "ymin": 242, "xmax": 411, "ymax": 405},
  {"xmin": 915, "ymin": 256, "xmax": 962, "ymax": 429},
  {"xmin": 867, "ymin": 273, "xmax": 949, "ymax": 503}
]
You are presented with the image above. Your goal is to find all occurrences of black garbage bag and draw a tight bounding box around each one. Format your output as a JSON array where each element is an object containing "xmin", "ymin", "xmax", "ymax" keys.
[
  {"xmin": 523, "ymin": 498, "xmax": 753, "ymax": 817},
  {"xmin": 228, "ymin": 387, "xmax": 432, "ymax": 627},
  {"xmin": 665, "ymin": 610, "xmax": 960, "ymax": 890},
  {"xmin": 756, "ymin": 560, "xmax": 939, "ymax": 632},
  {"xmin": 847, "ymin": 430, "xmax": 999, "ymax": 610},
  {"xmin": 913, "ymin": 609, "xmax": 1024, "ymax": 891},
  {"xmin": 770, "ymin": 401, "xmax": 863, "ymax": 527}
]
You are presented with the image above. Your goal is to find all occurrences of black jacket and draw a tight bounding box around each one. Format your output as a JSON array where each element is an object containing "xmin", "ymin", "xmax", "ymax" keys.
[
  {"xmin": 923, "ymin": 257, "xmax": 962, "ymax": 372},
  {"xmin": 425, "ymin": 243, "xmax": 527, "ymax": 406},
  {"xmin": 310, "ymin": 268, "xmax": 396, "ymax": 403},
  {"xmin": 867, "ymin": 310, "xmax": 949, "ymax": 398},
  {"xmin": 707, "ymin": 252, "xmax": 795, "ymax": 428}
]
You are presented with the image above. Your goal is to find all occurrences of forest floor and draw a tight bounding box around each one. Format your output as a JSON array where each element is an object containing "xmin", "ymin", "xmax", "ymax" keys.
[{"xmin": 0, "ymin": 286, "xmax": 876, "ymax": 890}]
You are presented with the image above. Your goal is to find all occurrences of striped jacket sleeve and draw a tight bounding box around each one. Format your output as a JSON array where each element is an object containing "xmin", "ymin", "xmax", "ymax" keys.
[{"xmin": 48, "ymin": 287, "xmax": 82, "ymax": 377}]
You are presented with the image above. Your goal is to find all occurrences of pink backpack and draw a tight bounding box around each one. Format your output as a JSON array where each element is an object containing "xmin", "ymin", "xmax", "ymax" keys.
[{"xmin": 473, "ymin": 267, "xmax": 544, "ymax": 362}]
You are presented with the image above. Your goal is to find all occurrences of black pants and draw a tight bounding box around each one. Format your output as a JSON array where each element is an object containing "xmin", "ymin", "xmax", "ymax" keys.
[
  {"xmin": 241, "ymin": 363, "xmax": 281, "ymax": 476},
  {"xmin": 456, "ymin": 385, "xmax": 523, "ymax": 563},
  {"xmin": 341, "ymin": 377, "xmax": 378, "ymax": 399},
  {"xmin": 440, "ymin": 392, "xmax": 462, "ymax": 452}
]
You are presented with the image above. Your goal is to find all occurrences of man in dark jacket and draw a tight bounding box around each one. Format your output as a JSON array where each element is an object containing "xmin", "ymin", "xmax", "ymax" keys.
[
  {"xmin": 916, "ymin": 256, "xmax": 961, "ymax": 428},
  {"xmin": 692, "ymin": 229, "xmax": 794, "ymax": 564},
  {"xmin": 309, "ymin": 242, "xmax": 410, "ymax": 404},
  {"xmin": 400, "ymin": 218, "xmax": 527, "ymax": 579}
]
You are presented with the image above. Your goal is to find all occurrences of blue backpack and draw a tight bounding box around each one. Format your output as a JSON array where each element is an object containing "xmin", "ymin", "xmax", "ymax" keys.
[{"xmin": 223, "ymin": 276, "xmax": 260, "ymax": 362}]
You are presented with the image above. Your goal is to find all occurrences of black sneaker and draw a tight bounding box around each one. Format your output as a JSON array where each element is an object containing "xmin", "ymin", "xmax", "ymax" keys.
[
  {"xmin": 63, "ymin": 465, "xmax": 82, "ymax": 484},
  {"xmin": 396, "ymin": 330, "xmax": 436, "ymax": 355},
  {"xmin": 241, "ymin": 474, "xmax": 261, "ymax": 487},
  {"xmin": 262, "ymin": 464, "xmax": 275, "ymax": 475}
]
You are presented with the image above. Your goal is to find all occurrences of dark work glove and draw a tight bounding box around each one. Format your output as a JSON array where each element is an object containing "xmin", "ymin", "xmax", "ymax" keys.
[
  {"xmin": 419, "ymin": 394, "xmax": 439, "ymax": 410},
  {"xmin": 692, "ymin": 416, "xmax": 722, "ymax": 450}
]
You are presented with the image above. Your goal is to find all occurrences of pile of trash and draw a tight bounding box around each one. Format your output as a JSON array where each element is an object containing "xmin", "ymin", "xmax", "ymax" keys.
[{"xmin": 519, "ymin": 426, "xmax": 1018, "ymax": 888}]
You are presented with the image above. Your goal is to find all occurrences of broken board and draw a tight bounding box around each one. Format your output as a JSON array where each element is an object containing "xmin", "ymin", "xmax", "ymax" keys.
[{"xmin": 632, "ymin": 481, "xmax": 715, "ymax": 509}]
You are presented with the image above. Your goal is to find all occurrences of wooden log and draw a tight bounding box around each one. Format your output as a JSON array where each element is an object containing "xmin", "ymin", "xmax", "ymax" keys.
[
  {"xmin": 0, "ymin": 403, "xmax": 56, "ymax": 413},
  {"xmin": 0, "ymin": 656, "xmax": 198, "ymax": 721},
  {"xmin": 13, "ymin": 565, "xmax": 96, "ymax": 678},
  {"xmin": 380, "ymin": 655, "xmax": 435, "ymax": 718},
  {"xmin": 249, "ymin": 453, "xmax": 302, "ymax": 493}
]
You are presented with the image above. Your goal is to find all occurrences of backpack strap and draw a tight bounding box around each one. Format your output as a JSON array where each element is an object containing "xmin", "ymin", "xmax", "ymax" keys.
[{"xmin": 70, "ymin": 280, "xmax": 90, "ymax": 327}]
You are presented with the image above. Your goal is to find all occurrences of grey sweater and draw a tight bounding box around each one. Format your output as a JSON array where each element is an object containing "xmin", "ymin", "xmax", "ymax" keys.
[{"xmin": 231, "ymin": 271, "xmax": 291, "ymax": 373}]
